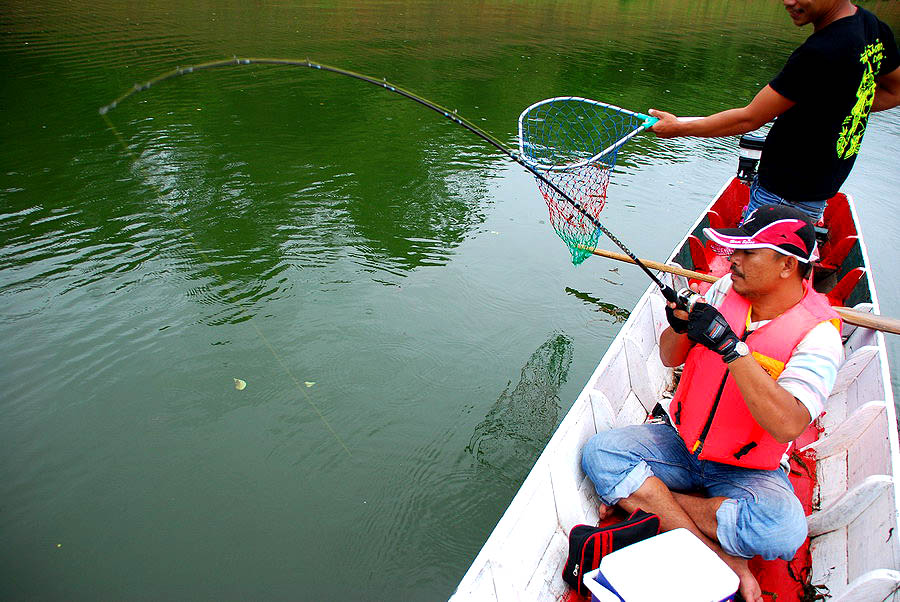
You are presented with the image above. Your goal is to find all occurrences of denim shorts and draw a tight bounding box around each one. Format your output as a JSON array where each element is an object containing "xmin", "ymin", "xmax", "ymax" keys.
[
  {"xmin": 744, "ymin": 176, "xmax": 826, "ymax": 224},
  {"xmin": 581, "ymin": 423, "xmax": 807, "ymax": 560}
]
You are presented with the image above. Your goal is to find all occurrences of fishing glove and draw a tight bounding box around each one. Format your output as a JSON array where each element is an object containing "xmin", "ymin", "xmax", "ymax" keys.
[
  {"xmin": 665, "ymin": 304, "xmax": 690, "ymax": 334},
  {"xmin": 687, "ymin": 303, "xmax": 739, "ymax": 359}
]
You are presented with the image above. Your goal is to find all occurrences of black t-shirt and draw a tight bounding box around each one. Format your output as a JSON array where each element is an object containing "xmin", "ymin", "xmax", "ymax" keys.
[{"xmin": 758, "ymin": 7, "xmax": 900, "ymax": 202}]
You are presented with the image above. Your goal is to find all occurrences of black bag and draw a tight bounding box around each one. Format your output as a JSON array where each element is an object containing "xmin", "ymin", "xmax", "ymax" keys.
[{"xmin": 562, "ymin": 508, "xmax": 661, "ymax": 596}]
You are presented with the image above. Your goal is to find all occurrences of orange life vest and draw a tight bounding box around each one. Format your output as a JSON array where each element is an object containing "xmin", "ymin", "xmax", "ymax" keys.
[{"xmin": 668, "ymin": 278, "xmax": 841, "ymax": 470}]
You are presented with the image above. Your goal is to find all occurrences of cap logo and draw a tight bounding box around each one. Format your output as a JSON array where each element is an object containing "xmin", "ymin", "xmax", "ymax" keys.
[
  {"xmin": 755, "ymin": 220, "xmax": 809, "ymax": 254},
  {"xmin": 702, "ymin": 217, "xmax": 816, "ymax": 263}
]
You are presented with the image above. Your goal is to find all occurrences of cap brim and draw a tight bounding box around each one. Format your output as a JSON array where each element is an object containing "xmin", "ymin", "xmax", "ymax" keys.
[{"xmin": 703, "ymin": 227, "xmax": 813, "ymax": 263}]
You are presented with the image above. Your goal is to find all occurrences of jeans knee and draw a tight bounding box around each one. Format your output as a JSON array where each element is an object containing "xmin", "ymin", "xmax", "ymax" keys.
[
  {"xmin": 761, "ymin": 498, "xmax": 807, "ymax": 559},
  {"xmin": 581, "ymin": 431, "xmax": 620, "ymax": 475},
  {"xmin": 581, "ymin": 426, "xmax": 650, "ymax": 471},
  {"xmin": 718, "ymin": 495, "xmax": 808, "ymax": 560},
  {"xmin": 581, "ymin": 430, "xmax": 652, "ymax": 504}
]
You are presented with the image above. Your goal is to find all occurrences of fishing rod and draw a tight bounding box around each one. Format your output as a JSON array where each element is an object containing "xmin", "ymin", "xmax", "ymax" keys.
[{"xmin": 100, "ymin": 56, "xmax": 684, "ymax": 306}]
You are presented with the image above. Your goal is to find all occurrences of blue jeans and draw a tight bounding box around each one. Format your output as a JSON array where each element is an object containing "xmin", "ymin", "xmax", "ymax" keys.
[
  {"xmin": 744, "ymin": 176, "xmax": 826, "ymax": 224},
  {"xmin": 581, "ymin": 423, "xmax": 807, "ymax": 561}
]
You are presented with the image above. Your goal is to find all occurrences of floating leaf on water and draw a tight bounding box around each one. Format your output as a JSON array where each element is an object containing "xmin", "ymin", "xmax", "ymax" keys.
[
  {"xmin": 304, "ymin": 381, "xmax": 315, "ymax": 388},
  {"xmin": 233, "ymin": 378, "xmax": 247, "ymax": 391}
]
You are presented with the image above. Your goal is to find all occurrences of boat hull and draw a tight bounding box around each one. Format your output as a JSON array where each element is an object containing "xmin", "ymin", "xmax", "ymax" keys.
[{"xmin": 451, "ymin": 177, "xmax": 900, "ymax": 601}]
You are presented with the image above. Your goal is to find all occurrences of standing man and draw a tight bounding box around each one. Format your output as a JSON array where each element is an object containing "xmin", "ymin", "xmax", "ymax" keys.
[
  {"xmin": 581, "ymin": 206, "xmax": 844, "ymax": 602},
  {"xmin": 650, "ymin": 0, "xmax": 900, "ymax": 222}
]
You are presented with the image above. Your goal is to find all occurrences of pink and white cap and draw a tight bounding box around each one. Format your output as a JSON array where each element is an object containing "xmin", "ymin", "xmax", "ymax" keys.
[{"xmin": 703, "ymin": 205, "xmax": 818, "ymax": 263}]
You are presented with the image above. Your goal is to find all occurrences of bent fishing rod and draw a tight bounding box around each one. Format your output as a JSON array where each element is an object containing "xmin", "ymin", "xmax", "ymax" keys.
[{"xmin": 100, "ymin": 56, "xmax": 685, "ymax": 306}]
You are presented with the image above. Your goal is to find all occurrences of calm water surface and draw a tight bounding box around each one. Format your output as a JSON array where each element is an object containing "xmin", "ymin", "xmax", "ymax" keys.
[{"xmin": 2, "ymin": 1, "xmax": 899, "ymax": 599}]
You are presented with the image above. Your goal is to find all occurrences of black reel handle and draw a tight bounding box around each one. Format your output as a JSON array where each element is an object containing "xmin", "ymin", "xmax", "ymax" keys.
[{"xmin": 661, "ymin": 285, "xmax": 697, "ymax": 312}]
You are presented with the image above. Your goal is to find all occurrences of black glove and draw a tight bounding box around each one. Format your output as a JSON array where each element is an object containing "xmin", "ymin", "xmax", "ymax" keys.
[
  {"xmin": 687, "ymin": 303, "xmax": 739, "ymax": 359},
  {"xmin": 665, "ymin": 304, "xmax": 689, "ymax": 334}
]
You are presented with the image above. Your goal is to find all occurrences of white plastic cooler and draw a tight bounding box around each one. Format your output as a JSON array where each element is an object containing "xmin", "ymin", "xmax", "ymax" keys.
[{"xmin": 582, "ymin": 528, "xmax": 739, "ymax": 602}]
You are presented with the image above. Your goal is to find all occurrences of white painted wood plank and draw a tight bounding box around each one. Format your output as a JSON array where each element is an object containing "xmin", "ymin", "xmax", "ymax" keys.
[
  {"xmin": 449, "ymin": 562, "xmax": 498, "ymax": 601},
  {"xmin": 615, "ymin": 392, "xmax": 649, "ymax": 428},
  {"xmin": 648, "ymin": 293, "xmax": 669, "ymax": 342},
  {"xmin": 625, "ymin": 336, "xmax": 657, "ymax": 412},
  {"xmin": 848, "ymin": 411, "xmax": 892, "ymax": 489},
  {"xmin": 808, "ymin": 475, "xmax": 893, "ymax": 537},
  {"xmin": 810, "ymin": 528, "xmax": 848, "ymax": 597},
  {"xmin": 490, "ymin": 559, "xmax": 522, "ymax": 602},
  {"xmin": 594, "ymin": 344, "xmax": 630, "ymax": 415},
  {"xmin": 831, "ymin": 346, "xmax": 878, "ymax": 398},
  {"xmin": 816, "ymin": 452, "xmax": 848, "ymax": 513},
  {"xmin": 821, "ymin": 388, "xmax": 849, "ymax": 435},
  {"xmin": 843, "ymin": 304, "xmax": 879, "ymax": 356},
  {"xmin": 847, "ymin": 487, "xmax": 900, "ymax": 583},
  {"xmin": 546, "ymin": 402, "xmax": 598, "ymax": 534},
  {"xmin": 523, "ymin": 531, "xmax": 569, "ymax": 602},
  {"xmin": 645, "ymin": 345, "xmax": 675, "ymax": 400},
  {"xmin": 830, "ymin": 569, "xmax": 900, "ymax": 602},
  {"xmin": 577, "ymin": 473, "xmax": 601, "ymax": 527},
  {"xmin": 845, "ymin": 352, "xmax": 887, "ymax": 416},
  {"xmin": 491, "ymin": 468, "xmax": 561, "ymax": 590},
  {"xmin": 589, "ymin": 391, "xmax": 616, "ymax": 433},
  {"xmin": 663, "ymin": 263, "xmax": 691, "ymax": 294},
  {"xmin": 801, "ymin": 400, "xmax": 886, "ymax": 459},
  {"xmin": 625, "ymin": 298, "xmax": 656, "ymax": 357}
]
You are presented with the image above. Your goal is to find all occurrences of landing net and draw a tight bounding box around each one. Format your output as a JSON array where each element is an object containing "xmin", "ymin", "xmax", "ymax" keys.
[{"xmin": 518, "ymin": 97, "xmax": 655, "ymax": 265}]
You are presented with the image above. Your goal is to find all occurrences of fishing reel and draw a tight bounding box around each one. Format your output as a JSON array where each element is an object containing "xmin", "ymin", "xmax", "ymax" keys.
[
  {"xmin": 662, "ymin": 285, "xmax": 702, "ymax": 313},
  {"xmin": 677, "ymin": 287, "xmax": 702, "ymax": 313}
]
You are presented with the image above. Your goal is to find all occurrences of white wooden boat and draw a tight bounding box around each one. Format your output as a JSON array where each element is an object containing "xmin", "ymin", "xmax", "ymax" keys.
[{"xmin": 451, "ymin": 162, "xmax": 900, "ymax": 601}]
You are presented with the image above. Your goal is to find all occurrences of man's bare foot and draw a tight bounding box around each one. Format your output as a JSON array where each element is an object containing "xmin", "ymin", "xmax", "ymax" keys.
[{"xmin": 721, "ymin": 555, "xmax": 762, "ymax": 602}]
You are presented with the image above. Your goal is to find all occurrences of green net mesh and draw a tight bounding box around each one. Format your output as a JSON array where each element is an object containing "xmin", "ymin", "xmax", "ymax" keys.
[{"xmin": 518, "ymin": 97, "xmax": 651, "ymax": 265}]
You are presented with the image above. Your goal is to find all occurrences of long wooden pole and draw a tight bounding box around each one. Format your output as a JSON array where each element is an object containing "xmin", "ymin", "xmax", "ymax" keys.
[{"xmin": 587, "ymin": 247, "xmax": 900, "ymax": 335}]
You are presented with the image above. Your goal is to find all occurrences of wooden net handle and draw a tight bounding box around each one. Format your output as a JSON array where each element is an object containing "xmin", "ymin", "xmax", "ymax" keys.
[{"xmin": 587, "ymin": 247, "xmax": 900, "ymax": 335}]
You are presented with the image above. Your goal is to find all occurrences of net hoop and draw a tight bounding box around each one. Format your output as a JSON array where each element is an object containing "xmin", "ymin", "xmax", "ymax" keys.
[
  {"xmin": 517, "ymin": 96, "xmax": 655, "ymax": 172},
  {"xmin": 517, "ymin": 96, "xmax": 657, "ymax": 264}
]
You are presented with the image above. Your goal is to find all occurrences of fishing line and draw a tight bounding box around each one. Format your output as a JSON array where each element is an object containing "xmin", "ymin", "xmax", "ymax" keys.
[
  {"xmin": 99, "ymin": 110, "xmax": 352, "ymax": 458},
  {"xmin": 99, "ymin": 56, "xmax": 683, "ymax": 305}
]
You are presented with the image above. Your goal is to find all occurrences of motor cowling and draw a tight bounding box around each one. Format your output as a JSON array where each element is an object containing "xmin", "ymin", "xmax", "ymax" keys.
[{"xmin": 737, "ymin": 134, "xmax": 766, "ymax": 184}]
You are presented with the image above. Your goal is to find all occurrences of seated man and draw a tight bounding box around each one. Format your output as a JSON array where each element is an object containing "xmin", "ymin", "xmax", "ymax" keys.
[{"xmin": 581, "ymin": 205, "xmax": 843, "ymax": 602}]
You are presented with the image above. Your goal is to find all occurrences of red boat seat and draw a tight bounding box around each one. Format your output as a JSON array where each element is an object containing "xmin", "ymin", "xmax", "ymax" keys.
[
  {"xmin": 818, "ymin": 235, "xmax": 858, "ymax": 271},
  {"xmin": 706, "ymin": 209, "xmax": 726, "ymax": 229},
  {"xmin": 709, "ymin": 178, "xmax": 749, "ymax": 228},
  {"xmin": 818, "ymin": 194, "xmax": 857, "ymax": 270},
  {"xmin": 826, "ymin": 267, "xmax": 865, "ymax": 307},
  {"xmin": 688, "ymin": 235, "xmax": 712, "ymax": 273},
  {"xmin": 709, "ymin": 201, "xmax": 744, "ymax": 230}
]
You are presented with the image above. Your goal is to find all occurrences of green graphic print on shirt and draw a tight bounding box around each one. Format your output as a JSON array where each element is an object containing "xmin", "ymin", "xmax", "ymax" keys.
[{"xmin": 837, "ymin": 41, "xmax": 886, "ymax": 159}]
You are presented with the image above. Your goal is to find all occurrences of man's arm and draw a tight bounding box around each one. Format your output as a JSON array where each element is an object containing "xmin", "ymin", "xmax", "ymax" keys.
[
  {"xmin": 872, "ymin": 65, "xmax": 900, "ymax": 112},
  {"xmin": 660, "ymin": 308, "xmax": 695, "ymax": 367},
  {"xmin": 649, "ymin": 85, "xmax": 796, "ymax": 138},
  {"xmin": 724, "ymin": 356, "xmax": 811, "ymax": 443}
]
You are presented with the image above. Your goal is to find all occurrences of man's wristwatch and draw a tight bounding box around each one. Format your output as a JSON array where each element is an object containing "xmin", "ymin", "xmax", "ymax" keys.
[{"xmin": 723, "ymin": 341, "xmax": 750, "ymax": 364}]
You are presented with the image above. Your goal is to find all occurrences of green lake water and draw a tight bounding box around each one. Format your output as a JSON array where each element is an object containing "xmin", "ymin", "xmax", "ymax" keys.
[{"xmin": 2, "ymin": 1, "xmax": 899, "ymax": 599}]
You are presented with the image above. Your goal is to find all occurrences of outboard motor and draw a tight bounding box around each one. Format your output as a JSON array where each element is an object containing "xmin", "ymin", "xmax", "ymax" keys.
[{"xmin": 737, "ymin": 134, "xmax": 766, "ymax": 184}]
